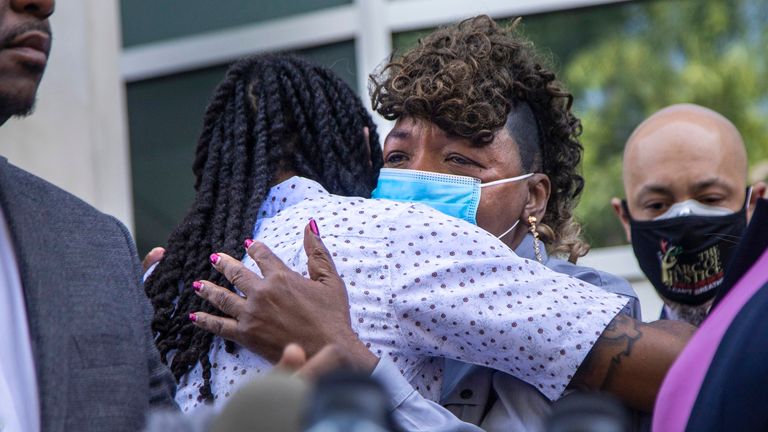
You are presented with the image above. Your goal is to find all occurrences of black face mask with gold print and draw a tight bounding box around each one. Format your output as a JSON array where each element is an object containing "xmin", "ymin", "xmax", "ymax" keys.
[{"xmin": 623, "ymin": 201, "xmax": 747, "ymax": 306}]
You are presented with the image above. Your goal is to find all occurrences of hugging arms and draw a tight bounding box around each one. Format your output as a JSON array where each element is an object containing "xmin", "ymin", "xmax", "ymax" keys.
[{"xmin": 189, "ymin": 224, "xmax": 693, "ymax": 414}]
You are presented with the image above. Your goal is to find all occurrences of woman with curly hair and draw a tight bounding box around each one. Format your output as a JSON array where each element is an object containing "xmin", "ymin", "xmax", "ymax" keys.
[
  {"xmin": 372, "ymin": 15, "xmax": 599, "ymax": 266},
  {"xmin": 366, "ymin": 15, "xmax": 643, "ymax": 430}
]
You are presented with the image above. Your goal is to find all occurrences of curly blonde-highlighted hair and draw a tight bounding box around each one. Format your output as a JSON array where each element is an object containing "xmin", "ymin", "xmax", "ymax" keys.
[{"xmin": 370, "ymin": 15, "xmax": 589, "ymax": 261}]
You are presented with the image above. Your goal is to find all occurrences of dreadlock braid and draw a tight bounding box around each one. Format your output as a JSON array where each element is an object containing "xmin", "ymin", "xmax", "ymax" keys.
[{"xmin": 144, "ymin": 53, "xmax": 382, "ymax": 402}]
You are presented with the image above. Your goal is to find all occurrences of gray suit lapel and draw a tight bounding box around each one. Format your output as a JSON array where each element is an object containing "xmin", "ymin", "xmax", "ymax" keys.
[{"xmin": 0, "ymin": 157, "xmax": 68, "ymax": 431}]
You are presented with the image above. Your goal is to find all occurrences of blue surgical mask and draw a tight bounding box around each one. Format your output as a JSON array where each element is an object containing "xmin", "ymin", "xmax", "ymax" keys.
[{"xmin": 371, "ymin": 168, "xmax": 534, "ymax": 230}]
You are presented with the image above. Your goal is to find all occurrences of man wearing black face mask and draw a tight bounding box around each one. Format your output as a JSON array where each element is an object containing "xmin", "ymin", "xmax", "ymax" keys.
[{"xmin": 611, "ymin": 103, "xmax": 767, "ymax": 325}]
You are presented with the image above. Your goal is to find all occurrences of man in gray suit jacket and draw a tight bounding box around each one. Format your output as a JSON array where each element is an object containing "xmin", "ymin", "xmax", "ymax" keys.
[{"xmin": 0, "ymin": 0, "xmax": 176, "ymax": 430}]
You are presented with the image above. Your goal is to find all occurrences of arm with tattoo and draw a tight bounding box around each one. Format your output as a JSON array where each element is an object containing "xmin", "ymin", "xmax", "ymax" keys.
[{"xmin": 570, "ymin": 314, "xmax": 696, "ymax": 412}]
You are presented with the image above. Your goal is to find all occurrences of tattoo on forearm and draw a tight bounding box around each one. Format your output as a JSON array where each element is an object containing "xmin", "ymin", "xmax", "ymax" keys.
[
  {"xmin": 570, "ymin": 313, "xmax": 646, "ymax": 392},
  {"xmin": 599, "ymin": 314, "xmax": 644, "ymax": 391}
]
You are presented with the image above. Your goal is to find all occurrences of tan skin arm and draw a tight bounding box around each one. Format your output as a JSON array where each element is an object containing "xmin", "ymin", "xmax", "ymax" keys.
[{"xmin": 570, "ymin": 314, "xmax": 696, "ymax": 412}]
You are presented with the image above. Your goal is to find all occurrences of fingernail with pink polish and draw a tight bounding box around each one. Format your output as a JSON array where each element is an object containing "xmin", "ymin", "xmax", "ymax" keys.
[
  {"xmin": 189, "ymin": 313, "xmax": 197, "ymax": 322},
  {"xmin": 244, "ymin": 239, "xmax": 254, "ymax": 250},
  {"xmin": 209, "ymin": 253, "xmax": 220, "ymax": 265},
  {"xmin": 309, "ymin": 218, "xmax": 320, "ymax": 236},
  {"xmin": 192, "ymin": 281, "xmax": 203, "ymax": 292}
]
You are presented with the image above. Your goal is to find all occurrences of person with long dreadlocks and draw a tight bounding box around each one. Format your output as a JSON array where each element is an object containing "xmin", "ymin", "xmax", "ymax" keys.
[
  {"xmin": 143, "ymin": 53, "xmax": 382, "ymax": 406},
  {"xmin": 144, "ymin": 52, "xmax": 634, "ymax": 414}
]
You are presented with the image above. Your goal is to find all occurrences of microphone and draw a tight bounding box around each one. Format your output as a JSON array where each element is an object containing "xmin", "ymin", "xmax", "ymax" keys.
[
  {"xmin": 146, "ymin": 371, "xmax": 400, "ymax": 432},
  {"xmin": 303, "ymin": 372, "xmax": 403, "ymax": 432},
  {"xmin": 210, "ymin": 372, "xmax": 309, "ymax": 432}
]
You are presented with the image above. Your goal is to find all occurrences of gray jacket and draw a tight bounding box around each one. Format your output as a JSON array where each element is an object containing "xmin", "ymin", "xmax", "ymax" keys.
[{"xmin": 0, "ymin": 158, "xmax": 176, "ymax": 431}]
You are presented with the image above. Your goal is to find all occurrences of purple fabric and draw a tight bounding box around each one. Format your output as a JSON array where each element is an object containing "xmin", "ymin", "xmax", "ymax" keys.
[{"xmin": 653, "ymin": 248, "xmax": 768, "ymax": 432}]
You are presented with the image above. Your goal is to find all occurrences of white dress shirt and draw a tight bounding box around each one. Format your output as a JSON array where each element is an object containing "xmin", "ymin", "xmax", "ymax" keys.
[
  {"xmin": 0, "ymin": 208, "xmax": 40, "ymax": 432},
  {"xmin": 176, "ymin": 177, "xmax": 627, "ymax": 412}
]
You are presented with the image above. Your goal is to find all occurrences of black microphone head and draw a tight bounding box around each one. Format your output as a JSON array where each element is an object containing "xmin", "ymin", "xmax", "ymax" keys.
[{"xmin": 303, "ymin": 372, "xmax": 402, "ymax": 432}]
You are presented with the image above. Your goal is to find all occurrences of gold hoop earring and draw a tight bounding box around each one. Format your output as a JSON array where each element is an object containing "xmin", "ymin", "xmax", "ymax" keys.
[{"xmin": 528, "ymin": 216, "xmax": 544, "ymax": 264}]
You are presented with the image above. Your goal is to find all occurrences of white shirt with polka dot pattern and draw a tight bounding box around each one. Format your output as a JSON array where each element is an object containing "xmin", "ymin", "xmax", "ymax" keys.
[{"xmin": 175, "ymin": 176, "xmax": 627, "ymax": 412}]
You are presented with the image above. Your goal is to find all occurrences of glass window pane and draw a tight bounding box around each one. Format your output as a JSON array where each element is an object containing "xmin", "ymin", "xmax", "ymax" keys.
[{"xmin": 121, "ymin": 0, "xmax": 353, "ymax": 47}]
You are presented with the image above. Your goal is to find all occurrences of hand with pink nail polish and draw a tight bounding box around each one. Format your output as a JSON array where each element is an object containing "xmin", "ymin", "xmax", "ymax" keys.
[{"xmin": 188, "ymin": 221, "xmax": 377, "ymax": 374}]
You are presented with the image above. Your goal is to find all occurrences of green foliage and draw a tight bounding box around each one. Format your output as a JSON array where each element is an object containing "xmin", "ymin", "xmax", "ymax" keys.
[
  {"xmin": 393, "ymin": 0, "xmax": 768, "ymax": 248},
  {"xmin": 560, "ymin": 0, "xmax": 768, "ymax": 247}
]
